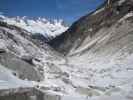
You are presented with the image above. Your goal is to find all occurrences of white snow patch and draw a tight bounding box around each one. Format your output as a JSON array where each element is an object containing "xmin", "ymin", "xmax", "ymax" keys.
[
  {"xmin": 93, "ymin": 7, "xmax": 105, "ymax": 15},
  {"xmin": 118, "ymin": 0, "xmax": 126, "ymax": 5},
  {"xmin": 119, "ymin": 12, "xmax": 133, "ymax": 22}
]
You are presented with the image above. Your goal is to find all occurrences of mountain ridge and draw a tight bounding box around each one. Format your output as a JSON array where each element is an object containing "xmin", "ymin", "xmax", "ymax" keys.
[
  {"xmin": 49, "ymin": 0, "xmax": 133, "ymax": 55},
  {"xmin": 0, "ymin": 15, "xmax": 68, "ymax": 40}
]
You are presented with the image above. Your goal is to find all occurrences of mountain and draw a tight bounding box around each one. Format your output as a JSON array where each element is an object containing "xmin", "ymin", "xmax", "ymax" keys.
[
  {"xmin": 1, "ymin": 0, "xmax": 133, "ymax": 100},
  {"xmin": 0, "ymin": 15, "xmax": 68, "ymax": 40},
  {"xmin": 49, "ymin": 0, "xmax": 133, "ymax": 54}
]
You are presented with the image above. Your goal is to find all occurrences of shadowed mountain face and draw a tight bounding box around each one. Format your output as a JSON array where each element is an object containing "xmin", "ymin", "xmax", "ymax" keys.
[{"xmin": 49, "ymin": 0, "xmax": 133, "ymax": 55}]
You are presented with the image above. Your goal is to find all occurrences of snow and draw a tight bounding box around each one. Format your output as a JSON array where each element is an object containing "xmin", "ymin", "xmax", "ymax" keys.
[
  {"xmin": 61, "ymin": 20, "xmax": 133, "ymax": 99},
  {"xmin": 0, "ymin": 2, "xmax": 133, "ymax": 99},
  {"xmin": 93, "ymin": 7, "xmax": 105, "ymax": 15},
  {"xmin": 118, "ymin": 0, "xmax": 126, "ymax": 5},
  {"xmin": 119, "ymin": 12, "xmax": 133, "ymax": 22},
  {"xmin": 0, "ymin": 15, "xmax": 68, "ymax": 38},
  {"xmin": 0, "ymin": 64, "xmax": 34, "ymax": 90}
]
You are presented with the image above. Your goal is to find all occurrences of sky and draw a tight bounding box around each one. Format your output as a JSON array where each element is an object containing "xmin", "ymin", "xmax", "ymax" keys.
[{"xmin": 0, "ymin": 0, "xmax": 104, "ymax": 24}]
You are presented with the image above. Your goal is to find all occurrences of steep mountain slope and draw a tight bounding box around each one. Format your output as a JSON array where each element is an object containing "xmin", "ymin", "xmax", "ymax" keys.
[
  {"xmin": 49, "ymin": 0, "xmax": 133, "ymax": 54},
  {"xmin": 0, "ymin": 15, "xmax": 68, "ymax": 40}
]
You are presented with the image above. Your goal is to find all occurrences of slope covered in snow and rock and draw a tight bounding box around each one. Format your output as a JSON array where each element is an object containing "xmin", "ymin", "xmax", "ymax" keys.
[
  {"xmin": 0, "ymin": 15, "xmax": 68, "ymax": 39},
  {"xmin": 0, "ymin": 0, "xmax": 133, "ymax": 100},
  {"xmin": 49, "ymin": 0, "xmax": 133, "ymax": 99}
]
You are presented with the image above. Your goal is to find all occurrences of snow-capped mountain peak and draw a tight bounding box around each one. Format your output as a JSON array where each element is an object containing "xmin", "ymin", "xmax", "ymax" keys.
[{"xmin": 0, "ymin": 15, "xmax": 68, "ymax": 39}]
